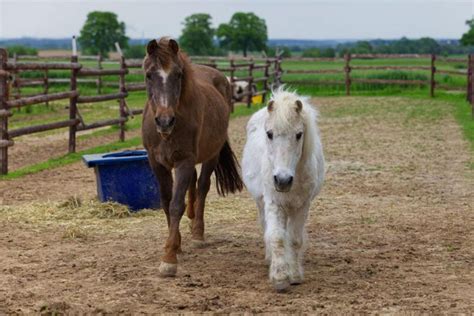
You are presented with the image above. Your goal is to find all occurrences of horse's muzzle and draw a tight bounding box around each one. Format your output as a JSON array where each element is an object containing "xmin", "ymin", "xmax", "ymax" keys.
[
  {"xmin": 274, "ymin": 175, "xmax": 293, "ymax": 192},
  {"xmin": 155, "ymin": 116, "xmax": 176, "ymax": 135}
]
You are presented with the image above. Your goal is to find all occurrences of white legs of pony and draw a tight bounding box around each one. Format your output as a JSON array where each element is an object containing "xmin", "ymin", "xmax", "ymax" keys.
[
  {"xmin": 262, "ymin": 201, "xmax": 308, "ymax": 290},
  {"xmin": 243, "ymin": 87, "xmax": 324, "ymax": 292}
]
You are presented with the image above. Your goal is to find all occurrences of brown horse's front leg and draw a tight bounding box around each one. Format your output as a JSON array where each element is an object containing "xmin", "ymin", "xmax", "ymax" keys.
[
  {"xmin": 191, "ymin": 156, "xmax": 218, "ymax": 247},
  {"xmin": 149, "ymin": 159, "xmax": 173, "ymax": 226},
  {"xmin": 159, "ymin": 158, "xmax": 195, "ymax": 277},
  {"xmin": 186, "ymin": 168, "xmax": 197, "ymax": 220}
]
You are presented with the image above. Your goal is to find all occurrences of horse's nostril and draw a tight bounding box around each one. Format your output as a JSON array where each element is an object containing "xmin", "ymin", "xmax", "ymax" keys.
[
  {"xmin": 274, "ymin": 175, "xmax": 293, "ymax": 187},
  {"xmin": 155, "ymin": 117, "xmax": 161, "ymax": 126},
  {"xmin": 169, "ymin": 116, "xmax": 176, "ymax": 126}
]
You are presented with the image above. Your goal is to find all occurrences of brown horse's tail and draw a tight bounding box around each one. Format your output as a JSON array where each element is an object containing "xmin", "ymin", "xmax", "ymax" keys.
[{"xmin": 214, "ymin": 140, "xmax": 244, "ymax": 196}]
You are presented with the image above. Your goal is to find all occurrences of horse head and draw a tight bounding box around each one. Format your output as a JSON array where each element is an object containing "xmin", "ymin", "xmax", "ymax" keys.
[
  {"xmin": 264, "ymin": 90, "xmax": 306, "ymax": 192},
  {"xmin": 143, "ymin": 37, "xmax": 185, "ymax": 135}
]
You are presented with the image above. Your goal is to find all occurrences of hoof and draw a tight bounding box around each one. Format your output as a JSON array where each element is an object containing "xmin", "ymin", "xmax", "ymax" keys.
[
  {"xmin": 190, "ymin": 239, "xmax": 207, "ymax": 249},
  {"xmin": 290, "ymin": 277, "xmax": 303, "ymax": 285},
  {"xmin": 159, "ymin": 262, "xmax": 177, "ymax": 277},
  {"xmin": 289, "ymin": 270, "xmax": 304, "ymax": 285},
  {"xmin": 273, "ymin": 278, "xmax": 290, "ymax": 292}
]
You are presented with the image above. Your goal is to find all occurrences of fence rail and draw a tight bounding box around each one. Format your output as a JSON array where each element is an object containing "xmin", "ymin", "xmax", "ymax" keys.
[{"xmin": 283, "ymin": 53, "xmax": 472, "ymax": 99}]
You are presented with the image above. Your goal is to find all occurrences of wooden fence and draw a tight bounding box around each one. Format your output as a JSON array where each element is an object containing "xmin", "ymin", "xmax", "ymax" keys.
[
  {"xmin": 0, "ymin": 47, "xmax": 283, "ymax": 175},
  {"xmin": 284, "ymin": 54, "xmax": 471, "ymax": 100},
  {"xmin": 1, "ymin": 48, "xmax": 472, "ymax": 175},
  {"xmin": 11, "ymin": 53, "xmax": 105, "ymax": 100},
  {"xmin": 10, "ymin": 53, "xmax": 283, "ymax": 109}
]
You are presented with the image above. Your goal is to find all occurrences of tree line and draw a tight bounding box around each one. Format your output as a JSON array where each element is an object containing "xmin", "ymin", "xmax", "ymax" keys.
[
  {"xmin": 3, "ymin": 11, "xmax": 474, "ymax": 58},
  {"xmin": 78, "ymin": 12, "xmax": 474, "ymax": 58}
]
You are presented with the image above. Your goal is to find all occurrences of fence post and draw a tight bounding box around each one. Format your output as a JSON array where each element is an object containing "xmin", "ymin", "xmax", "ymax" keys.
[
  {"xmin": 273, "ymin": 54, "xmax": 282, "ymax": 89},
  {"xmin": 344, "ymin": 53, "xmax": 351, "ymax": 96},
  {"xmin": 44, "ymin": 69, "xmax": 49, "ymax": 106},
  {"xmin": 0, "ymin": 48, "xmax": 10, "ymax": 174},
  {"xmin": 247, "ymin": 59, "xmax": 254, "ymax": 108},
  {"xmin": 13, "ymin": 53, "xmax": 21, "ymax": 101},
  {"xmin": 467, "ymin": 55, "xmax": 472, "ymax": 103},
  {"xmin": 116, "ymin": 43, "xmax": 127, "ymax": 141},
  {"xmin": 230, "ymin": 59, "xmax": 235, "ymax": 110},
  {"xmin": 430, "ymin": 54, "xmax": 436, "ymax": 98},
  {"xmin": 262, "ymin": 59, "xmax": 271, "ymax": 104},
  {"xmin": 97, "ymin": 53, "xmax": 103, "ymax": 95},
  {"xmin": 68, "ymin": 37, "xmax": 79, "ymax": 153},
  {"xmin": 470, "ymin": 54, "xmax": 474, "ymax": 118}
]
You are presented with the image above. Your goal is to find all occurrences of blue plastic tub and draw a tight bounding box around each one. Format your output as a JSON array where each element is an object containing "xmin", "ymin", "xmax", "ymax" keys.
[{"xmin": 82, "ymin": 150, "xmax": 160, "ymax": 211}]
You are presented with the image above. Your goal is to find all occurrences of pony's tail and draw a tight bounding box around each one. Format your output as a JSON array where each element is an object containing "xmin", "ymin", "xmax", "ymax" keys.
[{"xmin": 214, "ymin": 140, "xmax": 244, "ymax": 196}]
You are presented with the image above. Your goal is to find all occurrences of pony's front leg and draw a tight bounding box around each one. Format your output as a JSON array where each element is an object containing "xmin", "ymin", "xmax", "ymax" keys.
[
  {"xmin": 191, "ymin": 157, "xmax": 218, "ymax": 247},
  {"xmin": 159, "ymin": 159, "xmax": 195, "ymax": 277},
  {"xmin": 264, "ymin": 202, "xmax": 290, "ymax": 291},
  {"xmin": 286, "ymin": 206, "xmax": 309, "ymax": 285},
  {"xmin": 148, "ymin": 158, "xmax": 173, "ymax": 226}
]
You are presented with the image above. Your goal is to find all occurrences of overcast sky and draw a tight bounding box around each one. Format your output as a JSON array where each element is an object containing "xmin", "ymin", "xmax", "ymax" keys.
[{"xmin": 0, "ymin": 0, "xmax": 473, "ymax": 40}]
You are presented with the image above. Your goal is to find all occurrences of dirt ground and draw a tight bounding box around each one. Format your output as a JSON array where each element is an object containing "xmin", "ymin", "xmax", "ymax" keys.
[{"xmin": 0, "ymin": 97, "xmax": 473, "ymax": 313}]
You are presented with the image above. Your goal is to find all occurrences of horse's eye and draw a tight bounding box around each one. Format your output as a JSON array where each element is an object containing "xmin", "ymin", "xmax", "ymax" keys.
[
  {"xmin": 296, "ymin": 132, "xmax": 303, "ymax": 140},
  {"xmin": 146, "ymin": 73, "xmax": 152, "ymax": 80},
  {"xmin": 266, "ymin": 131, "xmax": 273, "ymax": 140}
]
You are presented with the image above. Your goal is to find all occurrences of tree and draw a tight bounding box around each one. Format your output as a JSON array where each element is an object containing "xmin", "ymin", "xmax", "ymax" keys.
[
  {"xmin": 179, "ymin": 13, "xmax": 215, "ymax": 55},
  {"xmin": 460, "ymin": 18, "xmax": 474, "ymax": 46},
  {"xmin": 353, "ymin": 41, "xmax": 373, "ymax": 54},
  {"xmin": 217, "ymin": 12, "xmax": 268, "ymax": 57},
  {"xmin": 124, "ymin": 44, "xmax": 145, "ymax": 59},
  {"xmin": 417, "ymin": 37, "xmax": 441, "ymax": 54},
  {"xmin": 78, "ymin": 11, "xmax": 128, "ymax": 56}
]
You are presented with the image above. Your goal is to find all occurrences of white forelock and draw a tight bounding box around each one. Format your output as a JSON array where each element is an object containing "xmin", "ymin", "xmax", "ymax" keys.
[{"xmin": 268, "ymin": 86, "xmax": 320, "ymax": 160}]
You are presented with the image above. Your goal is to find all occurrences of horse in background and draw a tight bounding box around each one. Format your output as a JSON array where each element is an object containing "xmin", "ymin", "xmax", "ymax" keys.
[
  {"xmin": 142, "ymin": 37, "xmax": 243, "ymax": 277},
  {"xmin": 226, "ymin": 76, "xmax": 257, "ymax": 102},
  {"xmin": 242, "ymin": 87, "xmax": 325, "ymax": 291}
]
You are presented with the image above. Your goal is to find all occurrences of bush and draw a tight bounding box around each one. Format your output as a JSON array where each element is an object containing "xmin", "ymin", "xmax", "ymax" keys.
[
  {"xmin": 302, "ymin": 48, "xmax": 321, "ymax": 58},
  {"xmin": 266, "ymin": 46, "xmax": 292, "ymax": 58},
  {"xmin": 301, "ymin": 48, "xmax": 335, "ymax": 58},
  {"xmin": 7, "ymin": 45, "xmax": 38, "ymax": 57},
  {"xmin": 320, "ymin": 48, "xmax": 336, "ymax": 58},
  {"xmin": 366, "ymin": 71, "xmax": 428, "ymax": 81},
  {"xmin": 124, "ymin": 44, "xmax": 145, "ymax": 59}
]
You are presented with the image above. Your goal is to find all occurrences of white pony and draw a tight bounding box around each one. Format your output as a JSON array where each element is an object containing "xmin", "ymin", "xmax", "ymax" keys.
[{"xmin": 242, "ymin": 87, "xmax": 325, "ymax": 291}]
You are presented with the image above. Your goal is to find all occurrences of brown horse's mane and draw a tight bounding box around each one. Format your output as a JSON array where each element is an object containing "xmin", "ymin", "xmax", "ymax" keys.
[{"xmin": 177, "ymin": 52, "xmax": 195, "ymax": 106}]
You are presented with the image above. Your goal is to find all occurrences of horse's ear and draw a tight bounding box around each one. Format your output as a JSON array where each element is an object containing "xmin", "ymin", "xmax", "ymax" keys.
[
  {"xmin": 267, "ymin": 100, "xmax": 274, "ymax": 112},
  {"xmin": 168, "ymin": 39, "xmax": 179, "ymax": 54},
  {"xmin": 295, "ymin": 100, "xmax": 303, "ymax": 113},
  {"xmin": 147, "ymin": 39, "xmax": 159, "ymax": 55}
]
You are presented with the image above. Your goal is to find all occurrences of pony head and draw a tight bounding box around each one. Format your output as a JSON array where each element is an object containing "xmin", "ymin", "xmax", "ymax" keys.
[
  {"xmin": 143, "ymin": 37, "xmax": 186, "ymax": 135},
  {"xmin": 264, "ymin": 87, "xmax": 311, "ymax": 192}
]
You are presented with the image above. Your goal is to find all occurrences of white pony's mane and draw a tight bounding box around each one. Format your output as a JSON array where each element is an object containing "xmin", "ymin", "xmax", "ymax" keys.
[{"xmin": 269, "ymin": 86, "xmax": 320, "ymax": 160}]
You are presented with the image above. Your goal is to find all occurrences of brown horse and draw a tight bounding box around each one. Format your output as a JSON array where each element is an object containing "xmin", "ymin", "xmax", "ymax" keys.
[{"xmin": 142, "ymin": 37, "xmax": 243, "ymax": 277}]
